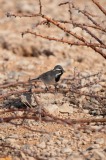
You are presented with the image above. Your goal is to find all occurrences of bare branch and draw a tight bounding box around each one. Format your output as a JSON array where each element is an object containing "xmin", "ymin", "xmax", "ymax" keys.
[
  {"xmin": 22, "ymin": 30, "xmax": 106, "ymax": 49},
  {"xmin": 92, "ymin": 0, "xmax": 106, "ymax": 16},
  {"xmin": 6, "ymin": 1, "xmax": 106, "ymax": 59},
  {"xmin": 71, "ymin": 3, "xmax": 106, "ymax": 33},
  {"xmin": 38, "ymin": 0, "xmax": 42, "ymax": 14},
  {"xmin": 58, "ymin": 2, "xmax": 69, "ymax": 6},
  {"xmin": 0, "ymin": 113, "xmax": 106, "ymax": 124}
]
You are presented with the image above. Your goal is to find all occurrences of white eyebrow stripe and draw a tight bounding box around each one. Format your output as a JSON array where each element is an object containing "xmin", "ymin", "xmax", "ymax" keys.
[
  {"xmin": 54, "ymin": 68, "xmax": 62, "ymax": 71},
  {"xmin": 55, "ymin": 72, "xmax": 62, "ymax": 77}
]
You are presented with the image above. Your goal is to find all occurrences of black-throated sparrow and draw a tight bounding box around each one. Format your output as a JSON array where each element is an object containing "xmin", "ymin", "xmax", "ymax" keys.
[{"xmin": 30, "ymin": 65, "xmax": 65, "ymax": 90}]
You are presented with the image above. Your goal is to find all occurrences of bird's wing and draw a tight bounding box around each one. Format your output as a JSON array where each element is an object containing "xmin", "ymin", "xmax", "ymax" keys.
[{"xmin": 29, "ymin": 77, "xmax": 40, "ymax": 82}]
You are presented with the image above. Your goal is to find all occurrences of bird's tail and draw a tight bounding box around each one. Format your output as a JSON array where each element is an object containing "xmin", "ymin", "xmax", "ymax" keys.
[{"xmin": 29, "ymin": 77, "xmax": 40, "ymax": 82}]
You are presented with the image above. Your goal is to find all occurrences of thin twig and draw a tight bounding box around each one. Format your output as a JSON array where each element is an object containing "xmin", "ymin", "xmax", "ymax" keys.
[
  {"xmin": 0, "ymin": 113, "xmax": 106, "ymax": 124},
  {"xmin": 22, "ymin": 30, "xmax": 106, "ymax": 49},
  {"xmin": 92, "ymin": 0, "xmax": 106, "ymax": 16},
  {"xmin": 38, "ymin": 0, "xmax": 42, "ymax": 14}
]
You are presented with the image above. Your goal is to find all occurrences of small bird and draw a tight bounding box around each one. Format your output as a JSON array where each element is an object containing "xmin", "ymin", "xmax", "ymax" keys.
[{"xmin": 30, "ymin": 65, "xmax": 65, "ymax": 90}]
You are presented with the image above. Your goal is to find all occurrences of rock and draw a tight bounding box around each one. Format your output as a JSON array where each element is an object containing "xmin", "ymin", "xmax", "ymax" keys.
[
  {"xmin": 91, "ymin": 125, "xmax": 103, "ymax": 130},
  {"xmin": 61, "ymin": 147, "xmax": 72, "ymax": 154},
  {"xmin": 54, "ymin": 131, "xmax": 61, "ymax": 136},
  {"xmin": 59, "ymin": 103, "xmax": 73, "ymax": 114},
  {"xmin": 92, "ymin": 84, "xmax": 102, "ymax": 92},
  {"xmin": 95, "ymin": 138, "xmax": 105, "ymax": 145},
  {"xmin": 27, "ymin": 157, "xmax": 35, "ymax": 160},
  {"xmin": 55, "ymin": 140, "xmax": 61, "ymax": 145},
  {"xmin": 49, "ymin": 150, "xmax": 58, "ymax": 157},
  {"xmin": 49, "ymin": 158, "xmax": 56, "ymax": 160},
  {"xmin": 27, "ymin": 64, "xmax": 35, "ymax": 70},
  {"xmin": 67, "ymin": 152, "xmax": 82, "ymax": 160},
  {"xmin": 61, "ymin": 139, "xmax": 69, "ymax": 144},
  {"xmin": 6, "ymin": 138, "xmax": 17, "ymax": 144},
  {"xmin": 67, "ymin": 156, "xmax": 83, "ymax": 160},
  {"xmin": 83, "ymin": 109, "xmax": 89, "ymax": 114},
  {"xmin": 20, "ymin": 151, "xmax": 27, "ymax": 160},
  {"xmin": 47, "ymin": 140, "xmax": 54, "ymax": 145},
  {"xmin": 37, "ymin": 141, "xmax": 46, "ymax": 149},
  {"xmin": 7, "ymin": 134, "xmax": 19, "ymax": 139},
  {"xmin": 6, "ymin": 139, "xmax": 20, "ymax": 149},
  {"xmin": 93, "ymin": 150, "xmax": 106, "ymax": 160},
  {"xmin": 40, "ymin": 134, "xmax": 51, "ymax": 143},
  {"xmin": 43, "ymin": 104, "xmax": 59, "ymax": 116},
  {"xmin": 0, "ymin": 134, "xmax": 5, "ymax": 140},
  {"xmin": 91, "ymin": 144, "xmax": 101, "ymax": 149}
]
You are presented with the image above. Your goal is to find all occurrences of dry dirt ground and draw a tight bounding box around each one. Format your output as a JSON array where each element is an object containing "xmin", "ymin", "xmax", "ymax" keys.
[{"xmin": 0, "ymin": 0, "xmax": 106, "ymax": 160}]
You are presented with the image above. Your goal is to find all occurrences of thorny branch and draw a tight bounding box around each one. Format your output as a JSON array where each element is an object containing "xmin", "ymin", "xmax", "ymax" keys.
[
  {"xmin": 0, "ymin": 69, "xmax": 106, "ymax": 126},
  {"xmin": 0, "ymin": 72, "xmax": 105, "ymax": 101},
  {"xmin": 0, "ymin": 105, "xmax": 106, "ymax": 125},
  {"xmin": 38, "ymin": 0, "xmax": 42, "ymax": 14},
  {"xmin": 21, "ymin": 30, "xmax": 106, "ymax": 49},
  {"xmin": 92, "ymin": 0, "xmax": 106, "ymax": 16},
  {"xmin": 0, "ymin": 113, "xmax": 106, "ymax": 125},
  {"xmin": 6, "ymin": 0, "xmax": 106, "ymax": 59}
]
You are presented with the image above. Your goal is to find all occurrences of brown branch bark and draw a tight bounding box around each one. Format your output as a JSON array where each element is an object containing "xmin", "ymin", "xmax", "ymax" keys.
[
  {"xmin": 7, "ymin": 2, "xmax": 106, "ymax": 59},
  {"xmin": 38, "ymin": 0, "xmax": 42, "ymax": 14},
  {"xmin": 92, "ymin": 0, "xmax": 106, "ymax": 16},
  {"xmin": 0, "ymin": 114, "xmax": 106, "ymax": 124},
  {"xmin": 0, "ymin": 86, "xmax": 106, "ymax": 102},
  {"xmin": 57, "ymin": 20, "xmax": 106, "ymax": 33},
  {"xmin": 22, "ymin": 30, "xmax": 106, "ymax": 49}
]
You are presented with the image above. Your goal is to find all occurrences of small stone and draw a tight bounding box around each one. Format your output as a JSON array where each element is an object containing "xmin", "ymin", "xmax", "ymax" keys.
[
  {"xmin": 92, "ymin": 144, "xmax": 100, "ymax": 148},
  {"xmin": 95, "ymin": 138, "xmax": 105, "ymax": 145},
  {"xmin": 20, "ymin": 151, "xmax": 26, "ymax": 160},
  {"xmin": 93, "ymin": 150, "xmax": 106, "ymax": 160},
  {"xmin": 61, "ymin": 147, "xmax": 72, "ymax": 154},
  {"xmin": 68, "ymin": 152, "xmax": 82, "ymax": 160},
  {"xmin": 7, "ymin": 134, "xmax": 19, "ymax": 139},
  {"xmin": 67, "ymin": 156, "xmax": 82, "ymax": 160},
  {"xmin": 49, "ymin": 158, "xmax": 56, "ymax": 160},
  {"xmin": 43, "ymin": 104, "xmax": 59, "ymax": 116},
  {"xmin": 83, "ymin": 109, "xmax": 89, "ymax": 114},
  {"xmin": 27, "ymin": 157, "xmax": 35, "ymax": 160},
  {"xmin": 49, "ymin": 150, "xmax": 58, "ymax": 157},
  {"xmin": 91, "ymin": 125, "xmax": 103, "ymax": 130},
  {"xmin": 59, "ymin": 103, "xmax": 73, "ymax": 114},
  {"xmin": 92, "ymin": 84, "xmax": 102, "ymax": 92},
  {"xmin": 28, "ymin": 64, "xmax": 35, "ymax": 70},
  {"xmin": 55, "ymin": 140, "xmax": 61, "ymax": 145},
  {"xmin": 0, "ymin": 134, "xmax": 5, "ymax": 140},
  {"xmin": 6, "ymin": 138, "xmax": 16, "ymax": 144},
  {"xmin": 54, "ymin": 131, "xmax": 61, "ymax": 136},
  {"xmin": 47, "ymin": 140, "xmax": 54, "ymax": 145},
  {"xmin": 61, "ymin": 139, "xmax": 69, "ymax": 144},
  {"xmin": 37, "ymin": 141, "xmax": 46, "ymax": 149}
]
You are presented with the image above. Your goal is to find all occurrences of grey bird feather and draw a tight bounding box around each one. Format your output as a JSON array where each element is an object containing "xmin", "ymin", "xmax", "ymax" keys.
[{"xmin": 30, "ymin": 65, "xmax": 65, "ymax": 90}]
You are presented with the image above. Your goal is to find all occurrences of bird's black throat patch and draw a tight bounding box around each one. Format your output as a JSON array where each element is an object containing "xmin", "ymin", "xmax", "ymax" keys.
[{"xmin": 55, "ymin": 72, "xmax": 62, "ymax": 82}]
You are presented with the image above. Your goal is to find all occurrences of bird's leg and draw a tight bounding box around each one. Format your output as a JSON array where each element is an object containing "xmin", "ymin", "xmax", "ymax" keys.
[
  {"xmin": 44, "ymin": 84, "xmax": 49, "ymax": 92},
  {"xmin": 28, "ymin": 80, "xmax": 33, "ymax": 92},
  {"xmin": 54, "ymin": 84, "xmax": 58, "ymax": 93}
]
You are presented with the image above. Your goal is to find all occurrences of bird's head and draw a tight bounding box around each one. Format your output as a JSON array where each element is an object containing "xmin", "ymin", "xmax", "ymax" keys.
[{"xmin": 53, "ymin": 65, "xmax": 65, "ymax": 74}]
